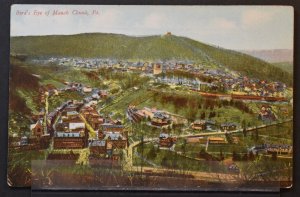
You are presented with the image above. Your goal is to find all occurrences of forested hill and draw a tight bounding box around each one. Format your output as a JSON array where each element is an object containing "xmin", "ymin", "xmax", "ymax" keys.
[{"xmin": 10, "ymin": 33, "xmax": 292, "ymax": 86}]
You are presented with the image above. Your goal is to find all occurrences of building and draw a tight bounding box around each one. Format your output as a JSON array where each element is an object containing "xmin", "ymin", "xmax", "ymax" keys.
[
  {"xmin": 100, "ymin": 122, "xmax": 124, "ymax": 134},
  {"xmin": 53, "ymin": 136, "xmax": 87, "ymax": 149},
  {"xmin": 151, "ymin": 111, "xmax": 172, "ymax": 127},
  {"xmin": 53, "ymin": 127, "xmax": 88, "ymax": 149},
  {"xmin": 53, "ymin": 112, "xmax": 88, "ymax": 149},
  {"xmin": 208, "ymin": 137, "xmax": 227, "ymax": 144},
  {"xmin": 191, "ymin": 120, "xmax": 207, "ymax": 130},
  {"xmin": 258, "ymin": 105, "xmax": 276, "ymax": 122},
  {"xmin": 153, "ymin": 63, "xmax": 162, "ymax": 75},
  {"xmin": 88, "ymin": 116, "xmax": 104, "ymax": 130},
  {"xmin": 105, "ymin": 132, "xmax": 128, "ymax": 149},
  {"xmin": 98, "ymin": 90, "xmax": 108, "ymax": 99},
  {"xmin": 159, "ymin": 133, "xmax": 177, "ymax": 148},
  {"xmin": 66, "ymin": 111, "xmax": 79, "ymax": 119},
  {"xmin": 30, "ymin": 119, "xmax": 44, "ymax": 138},
  {"xmin": 89, "ymin": 140, "xmax": 107, "ymax": 155},
  {"xmin": 165, "ymin": 32, "xmax": 172, "ymax": 36},
  {"xmin": 220, "ymin": 122, "xmax": 238, "ymax": 131},
  {"xmin": 186, "ymin": 137, "xmax": 204, "ymax": 144},
  {"xmin": 126, "ymin": 106, "xmax": 145, "ymax": 122},
  {"xmin": 81, "ymin": 106, "xmax": 104, "ymax": 129},
  {"xmin": 83, "ymin": 86, "xmax": 92, "ymax": 93},
  {"xmin": 63, "ymin": 104, "xmax": 81, "ymax": 113}
]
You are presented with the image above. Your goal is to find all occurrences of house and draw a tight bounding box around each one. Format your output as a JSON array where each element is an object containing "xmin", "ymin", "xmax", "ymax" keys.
[
  {"xmin": 53, "ymin": 136, "xmax": 87, "ymax": 149},
  {"xmin": 30, "ymin": 119, "xmax": 45, "ymax": 138},
  {"xmin": 266, "ymin": 144, "xmax": 293, "ymax": 155},
  {"xmin": 258, "ymin": 105, "xmax": 276, "ymax": 122},
  {"xmin": 100, "ymin": 123, "xmax": 124, "ymax": 134},
  {"xmin": 220, "ymin": 122, "xmax": 238, "ymax": 131},
  {"xmin": 80, "ymin": 106, "xmax": 104, "ymax": 129},
  {"xmin": 62, "ymin": 115, "xmax": 84, "ymax": 125},
  {"xmin": 186, "ymin": 137, "xmax": 204, "ymax": 144},
  {"xmin": 66, "ymin": 111, "xmax": 79, "ymax": 119},
  {"xmin": 208, "ymin": 137, "xmax": 227, "ymax": 144},
  {"xmin": 191, "ymin": 120, "xmax": 207, "ymax": 130},
  {"xmin": 63, "ymin": 104, "xmax": 80, "ymax": 113},
  {"xmin": 83, "ymin": 86, "xmax": 92, "ymax": 93},
  {"xmin": 151, "ymin": 111, "xmax": 172, "ymax": 127},
  {"xmin": 92, "ymin": 93, "xmax": 100, "ymax": 100},
  {"xmin": 159, "ymin": 133, "xmax": 177, "ymax": 148},
  {"xmin": 140, "ymin": 107, "xmax": 156, "ymax": 119},
  {"xmin": 153, "ymin": 63, "xmax": 162, "ymax": 75},
  {"xmin": 53, "ymin": 124, "xmax": 88, "ymax": 149},
  {"xmin": 98, "ymin": 90, "xmax": 108, "ymax": 99},
  {"xmin": 69, "ymin": 122, "xmax": 85, "ymax": 132},
  {"xmin": 89, "ymin": 140, "xmax": 106, "ymax": 155},
  {"xmin": 126, "ymin": 106, "xmax": 145, "ymax": 122},
  {"xmin": 105, "ymin": 132, "xmax": 128, "ymax": 149}
]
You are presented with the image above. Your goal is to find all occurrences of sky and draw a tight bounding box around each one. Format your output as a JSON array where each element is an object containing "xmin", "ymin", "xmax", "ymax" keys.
[{"xmin": 11, "ymin": 5, "xmax": 294, "ymax": 50}]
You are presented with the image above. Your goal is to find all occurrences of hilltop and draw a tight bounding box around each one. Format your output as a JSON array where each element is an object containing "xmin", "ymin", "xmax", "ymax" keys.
[{"xmin": 10, "ymin": 33, "xmax": 292, "ymax": 86}]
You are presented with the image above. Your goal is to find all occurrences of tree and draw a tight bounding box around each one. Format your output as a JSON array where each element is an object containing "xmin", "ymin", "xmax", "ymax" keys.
[
  {"xmin": 255, "ymin": 127, "xmax": 259, "ymax": 141},
  {"xmin": 201, "ymin": 112, "xmax": 206, "ymax": 119},
  {"xmin": 181, "ymin": 140, "xmax": 187, "ymax": 155},
  {"xmin": 225, "ymin": 133, "xmax": 233, "ymax": 144},
  {"xmin": 242, "ymin": 153, "xmax": 248, "ymax": 161},
  {"xmin": 171, "ymin": 154, "xmax": 178, "ymax": 168},
  {"xmin": 243, "ymin": 127, "xmax": 247, "ymax": 137},
  {"xmin": 232, "ymin": 151, "xmax": 239, "ymax": 161},
  {"xmin": 219, "ymin": 149, "xmax": 224, "ymax": 161},
  {"xmin": 147, "ymin": 145, "xmax": 157, "ymax": 160},
  {"xmin": 248, "ymin": 151, "xmax": 255, "ymax": 161},
  {"xmin": 161, "ymin": 156, "xmax": 168, "ymax": 167},
  {"xmin": 271, "ymin": 152, "xmax": 277, "ymax": 161}
]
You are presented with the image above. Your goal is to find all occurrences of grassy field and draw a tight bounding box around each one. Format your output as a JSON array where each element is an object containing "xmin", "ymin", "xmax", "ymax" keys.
[
  {"xmin": 134, "ymin": 143, "xmax": 226, "ymax": 173},
  {"xmin": 48, "ymin": 91, "xmax": 84, "ymax": 111},
  {"xmin": 101, "ymin": 87, "xmax": 154, "ymax": 115}
]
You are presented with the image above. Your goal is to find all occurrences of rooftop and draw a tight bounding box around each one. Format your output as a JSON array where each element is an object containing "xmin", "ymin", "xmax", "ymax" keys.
[
  {"xmin": 106, "ymin": 132, "xmax": 125, "ymax": 140},
  {"xmin": 90, "ymin": 140, "xmax": 106, "ymax": 147}
]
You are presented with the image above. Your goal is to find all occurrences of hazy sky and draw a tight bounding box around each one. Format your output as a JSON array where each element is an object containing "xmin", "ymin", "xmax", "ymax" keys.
[{"xmin": 11, "ymin": 5, "xmax": 293, "ymax": 50}]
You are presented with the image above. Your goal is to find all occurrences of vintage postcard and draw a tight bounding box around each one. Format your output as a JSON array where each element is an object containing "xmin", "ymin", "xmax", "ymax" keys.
[{"xmin": 8, "ymin": 5, "xmax": 293, "ymax": 190}]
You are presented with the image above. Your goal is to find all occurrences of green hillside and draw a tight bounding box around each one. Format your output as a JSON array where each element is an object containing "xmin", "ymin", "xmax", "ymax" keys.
[
  {"xmin": 272, "ymin": 62, "xmax": 293, "ymax": 74},
  {"xmin": 10, "ymin": 33, "xmax": 292, "ymax": 86},
  {"xmin": 9, "ymin": 57, "xmax": 41, "ymax": 114}
]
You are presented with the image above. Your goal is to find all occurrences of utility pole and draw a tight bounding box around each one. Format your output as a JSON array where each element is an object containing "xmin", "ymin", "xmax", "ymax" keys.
[
  {"xmin": 43, "ymin": 91, "xmax": 49, "ymax": 135},
  {"xmin": 141, "ymin": 135, "xmax": 144, "ymax": 178}
]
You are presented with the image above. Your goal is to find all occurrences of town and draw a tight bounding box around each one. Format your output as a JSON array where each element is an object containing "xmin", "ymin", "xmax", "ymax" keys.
[
  {"xmin": 9, "ymin": 55, "xmax": 293, "ymax": 188},
  {"xmin": 32, "ymin": 56, "xmax": 289, "ymax": 98}
]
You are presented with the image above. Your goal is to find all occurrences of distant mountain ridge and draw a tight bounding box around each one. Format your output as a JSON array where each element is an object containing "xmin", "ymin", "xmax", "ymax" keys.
[
  {"xmin": 10, "ymin": 33, "xmax": 292, "ymax": 86},
  {"xmin": 241, "ymin": 49, "xmax": 293, "ymax": 63}
]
